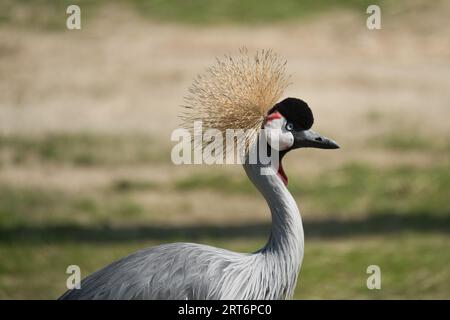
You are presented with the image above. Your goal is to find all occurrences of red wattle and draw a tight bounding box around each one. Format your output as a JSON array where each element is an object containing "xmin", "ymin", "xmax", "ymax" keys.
[
  {"xmin": 265, "ymin": 111, "xmax": 282, "ymax": 122},
  {"xmin": 277, "ymin": 162, "xmax": 288, "ymax": 186}
]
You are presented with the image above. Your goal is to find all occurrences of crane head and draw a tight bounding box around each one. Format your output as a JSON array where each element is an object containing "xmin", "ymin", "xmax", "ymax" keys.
[
  {"xmin": 263, "ymin": 97, "xmax": 339, "ymax": 185},
  {"xmin": 264, "ymin": 97, "xmax": 339, "ymax": 151}
]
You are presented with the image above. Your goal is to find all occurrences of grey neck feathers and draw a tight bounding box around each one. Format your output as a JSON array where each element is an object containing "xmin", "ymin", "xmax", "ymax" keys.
[{"xmin": 242, "ymin": 147, "xmax": 304, "ymax": 298}]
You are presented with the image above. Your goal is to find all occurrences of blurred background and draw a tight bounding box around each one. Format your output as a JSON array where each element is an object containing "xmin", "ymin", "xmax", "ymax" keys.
[{"xmin": 0, "ymin": 0, "xmax": 449, "ymax": 299}]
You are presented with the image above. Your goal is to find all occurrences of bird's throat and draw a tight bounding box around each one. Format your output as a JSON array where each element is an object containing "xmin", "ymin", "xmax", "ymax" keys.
[{"xmin": 277, "ymin": 161, "xmax": 288, "ymax": 186}]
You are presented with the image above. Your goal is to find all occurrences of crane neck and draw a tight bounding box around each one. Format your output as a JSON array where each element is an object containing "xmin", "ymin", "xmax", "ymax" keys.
[{"xmin": 242, "ymin": 144, "xmax": 304, "ymax": 263}]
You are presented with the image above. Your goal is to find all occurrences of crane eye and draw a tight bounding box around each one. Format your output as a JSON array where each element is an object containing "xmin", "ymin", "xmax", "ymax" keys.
[{"xmin": 285, "ymin": 122, "xmax": 294, "ymax": 131}]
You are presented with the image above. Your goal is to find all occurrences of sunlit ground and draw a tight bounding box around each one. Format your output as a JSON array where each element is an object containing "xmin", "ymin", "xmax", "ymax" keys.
[{"xmin": 0, "ymin": 0, "xmax": 449, "ymax": 299}]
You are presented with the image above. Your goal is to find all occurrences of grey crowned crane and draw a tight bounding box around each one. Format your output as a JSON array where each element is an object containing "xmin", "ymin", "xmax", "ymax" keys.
[{"xmin": 60, "ymin": 49, "xmax": 339, "ymax": 300}]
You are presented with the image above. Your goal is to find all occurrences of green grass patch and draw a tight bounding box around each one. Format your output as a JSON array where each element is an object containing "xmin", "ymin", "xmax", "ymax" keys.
[
  {"xmin": 370, "ymin": 132, "xmax": 450, "ymax": 152},
  {"xmin": 0, "ymin": 234, "xmax": 448, "ymax": 299},
  {"xmin": 289, "ymin": 163, "xmax": 450, "ymax": 215},
  {"xmin": 175, "ymin": 172, "xmax": 254, "ymax": 194},
  {"xmin": 131, "ymin": 0, "xmax": 382, "ymax": 25},
  {"xmin": 0, "ymin": 133, "xmax": 169, "ymax": 167},
  {"xmin": 2, "ymin": 162, "xmax": 448, "ymax": 230},
  {"xmin": 0, "ymin": 184, "xmax": 147, "ymax": 228},
  {"xmin": 365, "ymin": 110, "xmax": 385, "ymax": 124},
  {"xmin": 174, "ymin": 163, "xmax": 450, "ymax": 216},
  {"xmin": 296, "ymin": 234, "xmax": 450, "ymax": 299},
  {"xmin": 0, "ymin": 0, "xmax": 102, "ymax": 30},
  {"xmin": 294, "ymin": 163, "xmax": 450, "ymax": 215},
  {"xmin": 1, "ymin": 0, "xmax": 385, "ymax": 29},
  {"xmin": 111, "ymin": 178, "xmax": 158, "ymax": 193},
  {"xmin": 0, "ymin": 161, "xmax": 449, "ymax": 298}
]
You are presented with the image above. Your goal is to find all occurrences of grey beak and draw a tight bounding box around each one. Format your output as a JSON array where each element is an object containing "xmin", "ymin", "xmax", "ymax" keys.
[{"xmin": 293, "ymin": 129, "xmax": 340, "ymax": 149}]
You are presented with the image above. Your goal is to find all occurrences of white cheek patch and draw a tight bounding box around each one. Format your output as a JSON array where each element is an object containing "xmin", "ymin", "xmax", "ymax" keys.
[{"xmin": 263, "ymin": 113, "xmax": 294, "ymax": 151}]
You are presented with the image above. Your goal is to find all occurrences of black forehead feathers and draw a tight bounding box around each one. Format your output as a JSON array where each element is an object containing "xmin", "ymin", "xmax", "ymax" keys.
[{"xmin": 268, "ymin": 97, "xmax": 314, "ymax": 130}]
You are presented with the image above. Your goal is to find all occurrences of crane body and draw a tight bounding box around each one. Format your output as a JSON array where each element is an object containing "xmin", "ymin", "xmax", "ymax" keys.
[{"xmin": 60, "ymin": 154, "xmax": 303, "ymax": 300}]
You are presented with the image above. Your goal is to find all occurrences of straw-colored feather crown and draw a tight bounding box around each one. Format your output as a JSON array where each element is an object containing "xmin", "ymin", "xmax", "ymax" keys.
[{"xmin": 181, "ymin": 49, "xmax": 290, "ymax": 153}]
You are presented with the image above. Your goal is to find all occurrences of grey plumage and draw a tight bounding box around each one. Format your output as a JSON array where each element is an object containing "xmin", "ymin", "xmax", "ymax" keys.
[
  {"xmin": 59, "ymin": 51, "xmax": 340, "ymax": 300},
  {"xmin": 60, "ymin": 154, "xmax": 304, "ymax": 300}
]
